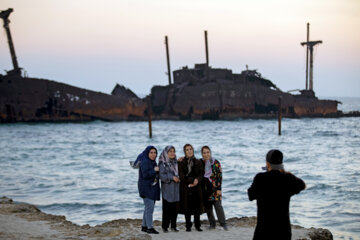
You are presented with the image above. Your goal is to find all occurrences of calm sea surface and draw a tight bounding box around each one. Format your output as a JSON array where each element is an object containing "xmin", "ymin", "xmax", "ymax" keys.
[{"xmin": 0, "ymin": 97, "xmax": 359, "ymax": 239}]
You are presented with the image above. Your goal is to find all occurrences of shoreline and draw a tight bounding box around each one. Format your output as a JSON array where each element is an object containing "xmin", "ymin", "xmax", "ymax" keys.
[{"xmin": 0, "ymin": 197, "xmax": 333, "ymax": 240}]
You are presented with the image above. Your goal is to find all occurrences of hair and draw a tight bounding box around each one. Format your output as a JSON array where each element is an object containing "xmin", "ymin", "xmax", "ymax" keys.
[
  {"xmin": 183, "ymin": 143, "xmax": 194, "ymax": 155},
  {"xmin": 201, "ymin": 145, "xmax": 211, "ymax": 154}
]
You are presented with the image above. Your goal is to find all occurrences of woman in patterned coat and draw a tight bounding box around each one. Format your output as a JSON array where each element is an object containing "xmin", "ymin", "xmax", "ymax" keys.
[{"xmin": 200, "ymin": 145, "xmax": 228, "ymax": 230}]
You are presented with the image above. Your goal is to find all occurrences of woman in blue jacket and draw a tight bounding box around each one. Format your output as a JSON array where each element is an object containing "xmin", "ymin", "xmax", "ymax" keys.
[{"xmin": 137, "ymin": 146, "xmax": 161, "ymax": 234}]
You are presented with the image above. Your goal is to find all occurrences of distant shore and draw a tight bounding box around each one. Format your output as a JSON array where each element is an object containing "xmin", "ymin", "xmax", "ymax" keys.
[{"xmin": 0, "ymin": 197, "xmax": 333, "ymax": 240}]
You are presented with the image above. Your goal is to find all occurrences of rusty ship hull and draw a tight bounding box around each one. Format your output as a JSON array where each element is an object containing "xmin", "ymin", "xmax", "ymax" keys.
[
  {"xmin": 0, "ymin": 74, "xmax": 146, "ymax": 123},
  {"xmin": 150, "ymin": 64, "xmax": 340, "ymax": 120}
]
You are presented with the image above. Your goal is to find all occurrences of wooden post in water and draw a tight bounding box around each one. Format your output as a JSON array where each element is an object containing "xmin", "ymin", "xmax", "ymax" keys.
[
  {"xmin": 147, "ymin": 96, "xmax": 152, "ymax": 138},
  {"xmin": 305, "ymin": 23, "xmax": 309, "ymax": 90},
  {"xmin": 278, "ymin": 96, "xmax": 282, "ymax": 136}
]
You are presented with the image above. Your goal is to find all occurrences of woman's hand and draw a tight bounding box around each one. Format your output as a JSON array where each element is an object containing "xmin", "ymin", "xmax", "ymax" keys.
[
  {"xmin": 216, "ymin": 190, "xmax": 222, "ymax": 196},
  {"xmin": 193, "ymin": 178, "xmax": 199, "ymax": 186},
  {"xmin": 173, "ymin": 176, "xmax": 180, "ymax": 183},
  {"xmin": 177, "ymin": 157, "xmax": 184, "ymax": 162},
  {"xmin": 154, "ymin": 166, "xmax": 159, "ymax": 172}
]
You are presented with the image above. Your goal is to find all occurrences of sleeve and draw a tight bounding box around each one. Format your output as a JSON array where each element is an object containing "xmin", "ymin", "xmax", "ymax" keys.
[
  {"xmin": 195, "ymin": 159, "xmax": 204, "ymax": 183},
  {"xmin": 215, "ymin": 160, "xmax": 222, "ymax": 190},
  {"xmin": 248, "ymin": 174, "xmax": 259, "ymax": 201},
  {"xmin": 289, "ymin": 174, "xmax": 306, "ymax": 195},
  {"xmin": 179, "ymin": 161, "xmax": 194, "ymax": 184},
  {"xmin": 159, "ymin": 163, "xmax": 173, "ymax": 183},
  {"xmin": 140, "ymin": 159, "xmax": 156, "ymax": 180}
]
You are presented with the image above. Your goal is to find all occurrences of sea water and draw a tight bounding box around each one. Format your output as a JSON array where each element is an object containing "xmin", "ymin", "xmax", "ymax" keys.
[{"xmin": 0, "ymin": 97, "xmax": 359, "ymax": 239}]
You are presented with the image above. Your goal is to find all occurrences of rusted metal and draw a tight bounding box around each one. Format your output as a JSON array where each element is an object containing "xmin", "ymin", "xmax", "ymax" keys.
[
  {"xmin": 151, "ymin": 63, "xmax": 341, "ymax": 120},
  {"xmin": 165, "ymin": 36, "xmax": 172, "ymax": 85},
  {"xmin": 205, "ymin": 30, "xmax": 209, "ymax": 66},
  {"xmin": 1, "ymin": 12, "xmax": 355, "ymax": 123},
  {"xmin": 0, "ymin": 75, "xmax": 147, "ymax": 122},
  {"xmin": 301, "ymin": 23, "xmax": 322, "ymax": 91},
  {"xmin": 0, "ymin": 8, "xmax": 21, "ymax": 76}
]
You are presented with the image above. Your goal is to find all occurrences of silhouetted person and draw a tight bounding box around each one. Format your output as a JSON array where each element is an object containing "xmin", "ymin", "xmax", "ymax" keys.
[{"xmin": 248, "ymin": 149, "xmax": 306, "ymax": 240}]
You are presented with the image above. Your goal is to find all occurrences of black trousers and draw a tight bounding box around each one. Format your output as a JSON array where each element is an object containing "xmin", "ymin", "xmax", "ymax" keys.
[
  {"xmin": 162, "ymin": 198, "xmax": 178, "ymax": 229},
  {"xmin": 185, "ymin": 212, "xmax": 201, "ymax": 229}
]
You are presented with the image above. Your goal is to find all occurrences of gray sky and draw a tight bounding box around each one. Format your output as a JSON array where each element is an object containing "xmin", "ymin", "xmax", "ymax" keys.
[{"xmin": 1, "ymin": 0, "xmax": 359, "ymax": 97}]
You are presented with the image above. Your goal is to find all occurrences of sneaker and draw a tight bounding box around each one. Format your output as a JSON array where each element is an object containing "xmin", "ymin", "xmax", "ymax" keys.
[
  {"xmin": 162, "ymin": 228, "xmax": 168, "ymax": 233},
  {"xmin": 207, "ymin": 225, "xmax": 216, "ymax": 230},
  {"xmin": 195, "ymin": 227, "xmax": 203, "ymax": 232},
  {"xmin": 186, "ymin": 228, "xmax": 191, "ymax": 232},
  {"xmin": 141, "ymin": 226, "xmax": 147, "ymax": 232},
  {"xmin": 171, "ymin": 228, "xmax": 179, "ymax": 232},
  {"xmin": 222, "ymin": 224, "xmax": 229, "ymax": 231},
  {"xmin": 147, "ymin": 228, "xmax": 159, "ymax": 234}
]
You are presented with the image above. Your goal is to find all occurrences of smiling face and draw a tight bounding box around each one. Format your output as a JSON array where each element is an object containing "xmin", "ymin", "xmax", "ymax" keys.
[
  {"xmin": 202, "ymin": 147, "xmax": 211, "ymax": 161},
  {"xmin": 148, "ymin": 148, "xmax": 157, "ymax": 161},
  {"xmin": 185, "ymin": 145, "xmax": 194, "ymax": 158},
  {"xmin": 167, "ymin": 148, "xmax": 176, "ymax": 159}
]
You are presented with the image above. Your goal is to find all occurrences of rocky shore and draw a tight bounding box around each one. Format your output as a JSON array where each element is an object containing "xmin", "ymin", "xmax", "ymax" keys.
[{"xmin": 0, "ymin": 197, "xmax": 333, "ymax": 240}]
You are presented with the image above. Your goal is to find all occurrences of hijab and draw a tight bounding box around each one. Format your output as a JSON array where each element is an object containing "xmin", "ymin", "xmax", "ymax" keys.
[
  {"xmin": 159, "ymin": 145, "xmax": 178, "ymax": 175},
  {"xmin": 132, "ymin": 145, "xmax": 157, "ymax": 168},
  {"xmin": 204, "ymin": 157, "xmax": 215, "ymax": 181}
]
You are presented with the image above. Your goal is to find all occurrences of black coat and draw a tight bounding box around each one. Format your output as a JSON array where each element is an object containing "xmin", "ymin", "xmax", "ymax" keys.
[
  {"xmin": 248, "ymin": 170, "xmax": 305, "ymax": 240},
  {"xmin": 178, "ymin": 157, "xmax": 205, "ymax": 214}
]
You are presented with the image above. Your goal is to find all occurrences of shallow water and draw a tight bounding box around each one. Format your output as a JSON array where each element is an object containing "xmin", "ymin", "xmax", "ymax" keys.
[{"xmin": 0, "ymin": 97, "xmax": 359, "ymax": 239}]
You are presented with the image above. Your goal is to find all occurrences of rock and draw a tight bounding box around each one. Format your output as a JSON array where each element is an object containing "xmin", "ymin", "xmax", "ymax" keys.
[
  {"xmin": 0, "ymin": 196, "xmax": 13, "ymax": 204},
  {"xmin": 308, "ymin": 227, "xmax": 333, "ymax": 240}
]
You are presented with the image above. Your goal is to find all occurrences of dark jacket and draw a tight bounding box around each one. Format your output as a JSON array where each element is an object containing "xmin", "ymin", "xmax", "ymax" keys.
[
  {"xmin": 248, "ymin": 170, "xmax": 305, "ymax": 240},
  {"xmin": 178, "ymin": 157, "xmax": 205, "ymax": 214},
  {"xmin": 138, "ymin": 146, "xmax": 160, "ymax": 201}
]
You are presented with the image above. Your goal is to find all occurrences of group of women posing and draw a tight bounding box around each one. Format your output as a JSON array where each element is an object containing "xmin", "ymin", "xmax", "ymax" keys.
[{"xmin": 136, "ymin": 144, "xmax": 228, "ymax": 234}]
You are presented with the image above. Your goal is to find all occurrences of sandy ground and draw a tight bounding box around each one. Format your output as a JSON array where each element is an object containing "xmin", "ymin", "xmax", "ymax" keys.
[{"xmin": 0, "ymin": 197, "xmax": 333, "ymax": 240}]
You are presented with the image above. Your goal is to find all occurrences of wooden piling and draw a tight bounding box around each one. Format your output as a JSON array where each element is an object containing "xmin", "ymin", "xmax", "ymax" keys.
[
  {"xmin": 278, "ymin": 96, "xmax": 282, "ymax": 136},
  {"xmin": 147, "ymin": 96, "xmax": 152, "ymax": 138}
]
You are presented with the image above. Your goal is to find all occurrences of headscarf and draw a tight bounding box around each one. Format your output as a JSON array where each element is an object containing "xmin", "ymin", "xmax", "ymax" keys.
[
  {"xmin": 159, "ymin": 145, "xmax": 178, "ymax": 175},
  {"xmin": 204, "ymin": 157, "xmax": 215, "ymax": 181},
  {"xmin": 131, "ymin": 145, "xmax": 157, "ymax": 168},
  {"xmin": 186, "ymin": 156, "xmax": 195, "ymax": 176}
]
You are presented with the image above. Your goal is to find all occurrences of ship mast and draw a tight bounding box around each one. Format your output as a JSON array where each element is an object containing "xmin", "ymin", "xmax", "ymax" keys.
[
  {"xmin": 0, "ymin": 8, "xmax": 21, "ymax": 76},
  {"xmin": 204, "ymin": 30, "xmax": 209, "ymax": 66},
  {"xmin": 165, "ymin": 36, "xmax": 172, "ymax": 85},
  {"xmin": 301, "ymin": 23, "xmax": 322, "ymax": 91}
]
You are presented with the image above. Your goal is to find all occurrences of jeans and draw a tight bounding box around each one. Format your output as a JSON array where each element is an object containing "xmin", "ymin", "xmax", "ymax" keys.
[
  {"xmin": 206, "ymin": 200, "xmax": 226, "ymax": 227},
  {"xmin": 142, "ymin": 198, "xmax": 155, "ymax": 229}
]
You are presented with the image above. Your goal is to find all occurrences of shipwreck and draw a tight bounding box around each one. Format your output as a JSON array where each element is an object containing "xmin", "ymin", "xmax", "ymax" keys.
[
  {"xmin": 150, "ymin": 28, "xmax": 340, "ymax": 120},
  {"xmin": 0, "ymin": 8, "xmax": 354, "ymax": 123}
]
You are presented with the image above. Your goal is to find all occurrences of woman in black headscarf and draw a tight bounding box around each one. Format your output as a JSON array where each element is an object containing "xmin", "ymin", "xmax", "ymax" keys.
[{"xmin": 178, "ymin": 143, "xmax": 205, "ymax": 232}]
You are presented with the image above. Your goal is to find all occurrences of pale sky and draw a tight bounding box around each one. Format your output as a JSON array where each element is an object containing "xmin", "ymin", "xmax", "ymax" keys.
[{"xmin": 1, "ymin": 0, "xmax": 359, "ymax": 97}]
